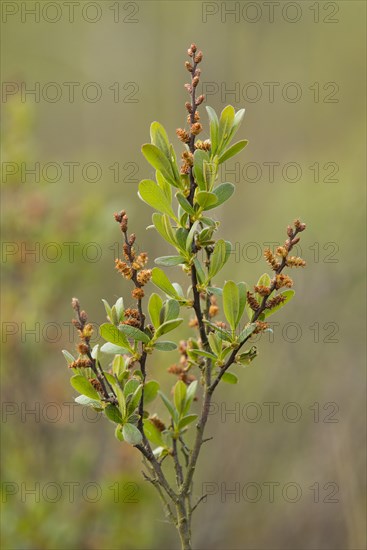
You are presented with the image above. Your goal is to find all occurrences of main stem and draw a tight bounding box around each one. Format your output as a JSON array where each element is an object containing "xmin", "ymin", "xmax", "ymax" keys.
[
  {"xmin": 135, "ymin": 44, "xmax": 301, "ymax": 550},
  {"xmin": 176, "ymin": 501, "xmax": 192, "ymax": 550}
]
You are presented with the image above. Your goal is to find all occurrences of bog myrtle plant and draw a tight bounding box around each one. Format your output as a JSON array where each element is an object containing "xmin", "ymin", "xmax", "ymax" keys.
[{"xmin": 63, "ymin": 44, "xmax": 307, "ymax": 550}]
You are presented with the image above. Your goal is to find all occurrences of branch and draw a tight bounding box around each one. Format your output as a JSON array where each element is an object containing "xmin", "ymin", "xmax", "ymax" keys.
[
  {"xmin": 142, "ymin": 470, "xmax": 177, "ymax": 525},
  {"xmin": 210, "ymin": 224, "xmax": 306, "ymax": 393},
  {"xmin": 191, "ymin": 493, "xmax": 208, "ymax": 515},
  {"xmin": 136, "ymin": 444, "xmax": 178, "ymax": 503},
  {"xmin": 172, "ymin": 431, "xmax": 184, "ymax": 487}
]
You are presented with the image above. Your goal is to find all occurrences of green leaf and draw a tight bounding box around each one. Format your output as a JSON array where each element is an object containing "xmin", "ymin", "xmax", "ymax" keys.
[
  {"xmin": 176, "ymin": 192, "xmax": 195, "ymax": 216},
  {"xmin": 223, "ymin": 280, "xmax": 240, "ymax": 331},
  {"xmin": 100, "ymin": 342, "xmax": 130, "ymax": 355},
  {"xmin": 201, "ymin": 216, "xmax": 217, "ymax": 228},
  {"xmin": 127, "ymin": 384, "xmax": 143, "ymax": 416},
  {"xmin": 155, "ymin": 318, "xmax": 183, "ymax": 338},
  {"xmin": 236, "ymin": 282, "xmax": 247, "ymax": 326},
  {"xmin": 172, "ymin": 283, "xmax": 184, "ymax": 299},
  {"xmin": 104, "ymin": 371, "xmax": 116, "ymax": 388},
  {"xmin": 153, "ymin": 341, "xmax": 177, "ymax": 352},
  {"xmin": 112, "ymin": 355, "xmax": 125, "ymax": 379},
  {"xmin": 150, "ymin": 121, "xmax": 171, "ymax": 158},
  {"xmin": 100, "ymin": 323, "xmax": 131, "ymax": 348},
  {"xmin": 138, "ymin": 179, "xmax": 176, "ymax": 219},
  {"xmin": 155, "ymin": 255, "xmax": 186, "ymax": 267},
  {"xmin": 156, "ymin": 170, "xmax": 172, "ymax": 201},
  {"xmin": 127, "ymin": 413, "xmax": 139, "ymax": 425},
  {"xmin": 206, "ymin": 106, "xmax": 219, "ymax": 155},
  {"xmin": 115, "ymin": 384, "xmax": 127, "ymax": 418},
  {"xmin": 208, "ymin": 240, "xmax": 232, "ymax": 280},
  {"xmin": 75, "ymin": 395, "xmax": 102, "ymax": 409},
  {"xmin": 188, "ymin": 348, "xmax": 217, "ymax": 361},
  {"xmin": 123, "ymin": 423, "xmax": 143, "ymax": 446},
  {"xmin": 193, "ymin": 149, "xmax": 209, "ymax": 190},
  {"xmin": 101, "ymin": 299, "xmax": 113, "ymax": 322},
  {"xmin": 208, "ymin": 332, "xmax": 222, "ymax": 356},
  {"xmin": 169, "ymin": 144, "xmax": 182, "ymax": 186},
  {"xmin": 196, "ymin": 227, "xmax": 215, "ymax": 247},
  {"xmin": 256, "ymin": 272, "xmax": 272, "ymax": 288},
  {"xmin": 144, "ymin": 380, "xmax": 160, "ymax": 404},
  {"xmin": 236, "ymin": 346, "xmax": 258, "ymax": 366},
  {"xmin": 185, "ymin": 220, "xmax": 200, "ymax": 252},
  {"xmin": 207, "ymin": 286, "xmax": 223, "ymax": 296},
  {"xmin": 105, "ymin": 404, "xmax": 123, "ymax": 424},
  {"xmin": 174, "ymin": 380, "xmax": 187, "ymax": 415},
  {"xmin": 115, "ymin": 425, "xmax": 124, "ymax": 441},
  {"xmin": 183, "ymin": 380, "xmax": 198, "ymax": 415},
  {"xmin": 218, "ymin": 105, "xmax": 235, "ymax": 152},
  {"xmin": 263, "ymin": 289, "xmax": 295, "ymax": 318},
  {"xmin": 62, "ymin": 350, "xmax": 75, "ymax": 365},
  {"xmin": 255, "ymin": 273, "xmax": 272, "ymax": 304},
  {"xmin": 70, "ymin": 375, "xmax": 100, "ymax": 400},
  {"xmin": 162, "ymin": 299, "xmax": 180, "ymax": 322},
  {"xmin": 175, "ymin": 228, "xmax": 189, "ymax": 252},
  {"xmin": 238, "ymin": 323, "xmax": 257, "ymax": 343},
  {"xmin": 148, "ymin": 293, "xmax": 163, "ymax": 329},
  {"xmin": 151, "ymin": 267, "xmax": 180, "ymax": 299},
  {"xmin": 159, "ymin": 391, "xmax": 176, "ymax": 420},
  {"xmin": 205, "ymin": 183, "xmax": 235, "ymax": 209},
  {"xmin": 203, "ymin": 161, "xmax": 217, "ymax": 190},
  {"xmin": 143, "ymin": 419, "xmax": 164, "ymax": 446},
  {"xmin": 196, "ymin": 191, "xmax": 218, "ymax": 210},
  {"xmin": 114, "ymin": 297, "xmax": 124, "ymax": 321},
  {"xmin": 110, "ymin": 305, "xmax": 118, "ymax": 325},
  {"xmin": 205, "ymin": 320, "xmax": 232, "ymax": 342},
  {"xmin": 119, "ymin": 324, "xmax": 150, "ymax": 344},
  {"xmin": 141, "ymin": 144, "xmax": 177, "ymax": 187},
  {"xmin": 193, "ymin": 258, "xmax": 206, "ymax": 285},
  {"xmin": 151, "ymin": 213, "xmax": 180, "ymax": 249},
  {"xmin": 221, "ymin": 372, "xmax": 238, "ymax": 384},
  {"xmin": 124, "ymin": 379, "xmax": 140, "ymax": 397},
  {"xmin": 218, "ymin": 140, "xmax": 248, "ymax": 164},
  {"xmin": 178, "ymin": 414, "xmax": 198, "ymax": 430},
  {"xmin": 228, "ymin": 108, "xmax": 246, "ymax": 144}
]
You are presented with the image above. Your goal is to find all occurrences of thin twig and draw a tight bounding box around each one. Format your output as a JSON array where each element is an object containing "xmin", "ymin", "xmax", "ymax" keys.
[{"xmin": 191, "ymin": 493, "xmax": 208, "ymax": 514}]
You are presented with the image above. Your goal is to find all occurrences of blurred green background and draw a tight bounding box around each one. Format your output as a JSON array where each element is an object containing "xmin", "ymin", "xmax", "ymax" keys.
[{"xmin": 1, "ymin": 1, "xmax": 366, "ymax": 549}]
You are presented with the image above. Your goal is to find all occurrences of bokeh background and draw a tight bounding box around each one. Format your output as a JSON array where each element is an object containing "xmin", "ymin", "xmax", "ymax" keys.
[{"xmin": 1, "ymin": 1, "xmax": 366, "ymax": 549}]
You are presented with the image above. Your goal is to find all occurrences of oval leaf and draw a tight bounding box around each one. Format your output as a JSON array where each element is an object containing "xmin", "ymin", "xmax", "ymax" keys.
[
  {"xmin": 223, "ymin": 280, "xmax": 240, "ymax": 331},
  {"xmin": 221, "ymin": 372, "xmax": 238, "ymax": 384},
  {"xmin": 218, "ymin": 140, "xmax": 248, "ymax": 164},
  {"xmin": 139, "ymin": 179, "xmax": 176, "ymax": 219},
  {"xmin": 100, "ymin": 342, "xmax": 130, "ymax": 355},
  {"xmin": 75, "ymin": 395, "xmax": 102, "ymax": 409},
  {"xmin": 119, "ymin": 324, "xmax": 150, "ymax": 344},
  {"xmin": 150, "ymin": 121, "xmax": 171, "ymax": 158},
  {"xmin": 123, "ymin": 423, "xmax": 143, "ymax": 446},
  {"xmin": 208, "ymin": 240, "xmax": 231, "ymax": 280},
  {"xmin": 151, "ymin": 267, "xmax": 180, "ymax": 299},
  {"xmin": 70, "ymin": 375, "xmax": 100, "ymax": 400},
  {"xmin": 143, "ymin": 419, "xmax": 164, "ymax": 446},
  {"xmin": 105, "ymin": 404, "xmax": 123, "ymax": 424},
  {"xmin": 148, "ymin": 293, "xmax": 163, "ymax": 329},
  {"xmin": 207, "ymin": 182, "xmax": 235, "ymax": 209},
  {"xmin": 100, "ymin": 323, "xmax": 130, "ymax": 348},
  {"xmin": 155, "ymin": 318, "xmax": 183, "ymax": 338},
  {"xmin": 174, "ymin": 380, "xmax": 187, "ymax": 415},
  {"xmin": 196, "ymin": 191, "xmax": 218, "ymax": 210},
  {"xmin": 144, "ymin": 380, "xmax": 160, "ymax": 404},
  {"xmin": 141, "ymin": 144, "xmax": 176, "ymax": 186},
  {"xmin": 153, "ymin": 341, "xmax": 177, "ymax": 352},
  {"xmin": 263, "ymin": 289, "xmax": 295, "ymax": 318},
  {"xmin": 155, "ymin": 255, "xmax": 186, "ymax": 267}
]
